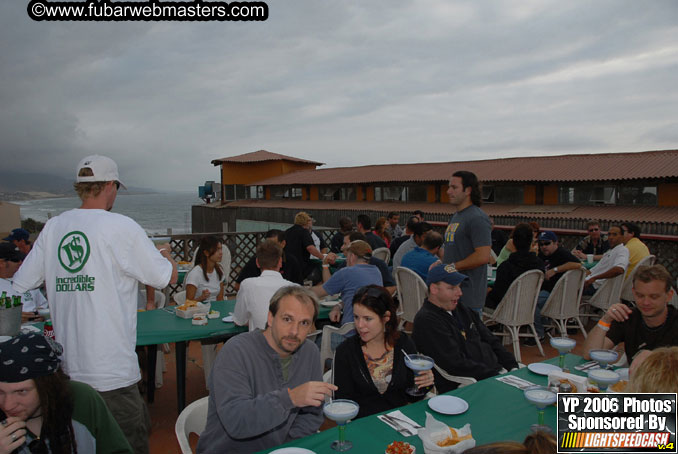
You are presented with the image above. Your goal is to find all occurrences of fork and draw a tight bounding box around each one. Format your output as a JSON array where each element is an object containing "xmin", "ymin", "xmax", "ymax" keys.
[{"xmin": 385, "ymin": 414, "xmax": 422, "ymax": 429}]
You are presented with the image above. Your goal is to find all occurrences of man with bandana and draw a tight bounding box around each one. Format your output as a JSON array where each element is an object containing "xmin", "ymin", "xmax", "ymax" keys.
[{"xmin": 0, "ymin": 333, "xmax": 132, "ymax": 454}]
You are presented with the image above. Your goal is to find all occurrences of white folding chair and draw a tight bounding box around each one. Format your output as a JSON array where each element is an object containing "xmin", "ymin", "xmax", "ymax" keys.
[
  {"xmin": 319, "ymin": 322, "xmax": 355, "ymax": 372},
  {"xmin": 394, "ymin": 267, "xmax": 428, "ymax": 333},
  {"xmin": 175, "ymin": 396, "xmax": 209, "ymax": 454},
  {"xmin": 620, "ymin": 254, "xmax": 656, "ymax": 303},
  {"xmin": 541, "ymin": 268, "xmax": 588, "ymax": 338},
  {"xmin": 483, "ymin": 269, "xmax": 544, "ymax": 362},
  {"xmin": 372, "ymin": 247, "xmax": 391, "ymax": 265}
]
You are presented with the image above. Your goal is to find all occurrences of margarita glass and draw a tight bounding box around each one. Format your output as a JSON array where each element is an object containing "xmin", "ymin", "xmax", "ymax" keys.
[
  {"xmin": 323, "ymin": 399, "xmax": 360, "ymax": 451},
  {"xmin": 589, "ymin": 349, "xmax": 619, "ymax": 369},
  {"xmin": 549, "ymin": 337, "xmax": 576, "ymax": 370},
  {"xmin": 403, "ymin": 354, "xmax": 434, "ymax": 397},
  {"xmin": 588, "ymin": 369, "xmax": 620, "ymax": 392},
  {"xmin": 523, "ymin": 386, "xmax": 557, "ymax": 433}
]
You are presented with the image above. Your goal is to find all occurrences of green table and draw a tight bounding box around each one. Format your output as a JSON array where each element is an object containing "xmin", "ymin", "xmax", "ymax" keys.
[
  {"xmin": 582, "ymin": 260, "xmax": 598, "ymax": 270},
  {"xmin": 139, "ymin": 300, "xmax": 332, "ymax": 412},
  {"xmin": 257, "ymin": 355, "xmax": 591, "ymax": 453}
]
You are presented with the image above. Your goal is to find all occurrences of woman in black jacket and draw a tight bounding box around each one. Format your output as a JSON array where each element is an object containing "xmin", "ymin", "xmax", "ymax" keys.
[{"xmin": 333, "ymin": 285, "xmax": 434, "ymax": 418}]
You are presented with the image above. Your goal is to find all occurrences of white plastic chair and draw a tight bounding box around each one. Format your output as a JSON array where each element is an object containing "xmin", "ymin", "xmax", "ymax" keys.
[
  {"xmin": 583, "ymin": 272, "xmax": 625, "ymax": 314},
  {"xmin": 620, "ymin": 254, "xmax": 656, "ymax": 303},
  {"xmin": 319, "ymin": 322, "xmax": 355, "ymax": 372},
  {"xmin": 433, "ymin": 364, "xmax": 477, "ymax": 389},
  {"xmin": 541, "ymin": 268, "xmax": 588, "ymax": 338},
  {"xmin": 483, "ymin": 269, "xmax": 544, "ymax": 362},
  {"xmin": 394, "ymin": 267, "xmax": 428, "ymax": 333},
  {"xmin": 372, "ymin": 247, "xmax": 391, "ymax": 265},
  {"xmin": 175, "ymin": 396, "xmax": 209, "ymax": 454},
  {"xmin": 173, "ymin": 290, "xmax": 187, "ymax": 305}
]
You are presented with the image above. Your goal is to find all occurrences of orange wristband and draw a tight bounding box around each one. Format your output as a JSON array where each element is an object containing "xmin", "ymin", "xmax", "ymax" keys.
[{"xmin": 598, "ymin": 320, "xmax": 611, "ymax": 328}]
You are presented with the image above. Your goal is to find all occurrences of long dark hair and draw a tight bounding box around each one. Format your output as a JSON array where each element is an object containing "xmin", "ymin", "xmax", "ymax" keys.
[
  {"xmin": 34, "ymin": 370, "xmax": 78, "ymax": 454},
  {"xmin": 353, "ymin": 285, "xmax": 400, "ymax": 347},
  {"xmin": 452, "ymin": 170, "xmax": 482, "ymax": 207},
  {"xmin": 195, "ymin": 236, "xmax": 224, "ymax": 282}
]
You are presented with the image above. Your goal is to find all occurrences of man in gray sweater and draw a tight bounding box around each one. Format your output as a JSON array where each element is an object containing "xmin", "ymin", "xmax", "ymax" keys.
[{"xmin": 197, "ymin": 286, "xmax": 337, "ymax": 453}]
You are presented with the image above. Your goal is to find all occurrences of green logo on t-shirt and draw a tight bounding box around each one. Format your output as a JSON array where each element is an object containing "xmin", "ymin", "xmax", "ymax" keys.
[{"xmin": 58, "ymin": 231, "xmax": 91, "ymax": 273}]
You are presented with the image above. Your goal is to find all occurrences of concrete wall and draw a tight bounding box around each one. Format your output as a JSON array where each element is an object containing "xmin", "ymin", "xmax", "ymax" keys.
[{"xmin": 0, "ymin": 202, "xmax": 21, "ymax": 238}]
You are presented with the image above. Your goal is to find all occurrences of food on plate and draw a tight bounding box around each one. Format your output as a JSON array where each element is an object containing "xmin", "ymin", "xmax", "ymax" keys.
[
  {"xmin": 386, "ymin": 441, "xmax": 414, "ymax": 454},
  {"xmin": 437, "ymin": 427, "xmax": 473, "ymax": 447},
  {"xmin": 178, "ymin": 260, "xmax": 191, "ymax": 265},
  {"xmin": 207, "ymin": 310, "xmax": 220, "ymax": 319},
  {"xmin": 610, "ymin": 380, "xmax": 628, "ymax": 392},
  {"xmin": 177, "ymin": 299, "xmax": 199, "ymax": 311}
]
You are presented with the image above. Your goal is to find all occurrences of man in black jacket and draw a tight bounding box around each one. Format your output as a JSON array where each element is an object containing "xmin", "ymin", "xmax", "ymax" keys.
[
  {"xmin": 413, "ymin": 264, "xmax": 518, "ymax": 393},
  {"xmin": 486, "ymin": 223, "xmax": 544, "ymax": 309}
]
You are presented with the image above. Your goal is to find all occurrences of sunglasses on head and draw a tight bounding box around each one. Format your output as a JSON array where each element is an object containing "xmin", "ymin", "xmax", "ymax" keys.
[
  {"xmin": 539, "ymin": 241, "xmax": 552, "ymax": 246},
  {"xmin": 354, "ymin": 286, "xmax": 385, "ymax": 301}
]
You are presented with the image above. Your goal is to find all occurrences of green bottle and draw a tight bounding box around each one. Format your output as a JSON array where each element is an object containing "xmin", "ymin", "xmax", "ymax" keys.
[
  {"xmin": 13, "ymin": 295, "xmax": 22, "ymax": 307},
  {"xmin": 0, "ymin": 291, "xmax": 6, "ymax": 308}
]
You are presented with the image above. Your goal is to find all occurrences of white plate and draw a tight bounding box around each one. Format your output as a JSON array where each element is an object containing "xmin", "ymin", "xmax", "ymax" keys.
[
  {"xmin": 269, "ymin": 448, "xmax": 316, "ymax": 454},
  {"xmin": 427, "ymin": 395, "xmax": 468, "ymax": 415},
  {"xmin": 222, "ymin": 315, "xmax": 234, "ymax": 323},
  {"xmin": 320, "ymin": 300, "xmax": 341, "ymax": 307},
  {"xmin": 527, "ymin": 363, "xmax": 561, "ymax": 376}
]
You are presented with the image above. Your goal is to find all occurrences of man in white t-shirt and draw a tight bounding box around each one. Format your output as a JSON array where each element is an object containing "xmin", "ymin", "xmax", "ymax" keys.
[
  {"xmin": 234, "ymin": 239, "xmax": 298, "ymax": 330},
  {"xmin": 583, "ymin": 225, "xmax": 629, "ymax": 295},
  {"xmin": 12, "ymin": 155, "xmax": 177, "ymax": 454},
  {"xmin": 0, "ymin": 243, "xmax": 47, "ymax": 322}
]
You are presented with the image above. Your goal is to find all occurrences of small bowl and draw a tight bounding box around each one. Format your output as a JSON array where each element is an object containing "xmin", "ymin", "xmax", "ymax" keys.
[{"xmin": 386, "ymin": 442, "xmax": 415, "ymax": 454}]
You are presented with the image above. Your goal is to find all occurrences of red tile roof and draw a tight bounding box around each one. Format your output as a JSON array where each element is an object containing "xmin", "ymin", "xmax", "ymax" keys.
[
  {"xmin": 211, "ymin": 150, "xmax": 324, "ymax": 166},
  {"xmin": 248, "ymin": 149, "xmax": 678, "ymax": 185},
  {"xmin": 216, "ymin": 200, "xmax": 678, "ymax": 225}
]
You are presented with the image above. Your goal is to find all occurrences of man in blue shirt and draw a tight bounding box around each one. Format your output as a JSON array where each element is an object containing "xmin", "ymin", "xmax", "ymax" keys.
[
  {"xmin": 401, "ymin": 231, "xmax": 443, "ymax": 281},
  {"xmin": 312, "ymin": 240, "xmax": 382, "ymax": 326}
]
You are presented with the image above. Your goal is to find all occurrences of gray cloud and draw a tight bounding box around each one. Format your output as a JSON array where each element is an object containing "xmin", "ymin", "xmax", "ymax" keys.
[{"xmin": 1, "ymin": 0, "xmax": 677, "ymax": 190}]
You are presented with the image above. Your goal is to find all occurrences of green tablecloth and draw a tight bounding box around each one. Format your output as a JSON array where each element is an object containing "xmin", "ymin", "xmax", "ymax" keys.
[
  {"xmin": 258, "ymin": 355, "xmax": 592, "ymax": 453},
  {"xmin": 583, "ymin": 260, "xmax": 598, "ymax": 270},
  {"xmin": 137, "ymin": 300, "xmax": 332, "ymax": 346}
]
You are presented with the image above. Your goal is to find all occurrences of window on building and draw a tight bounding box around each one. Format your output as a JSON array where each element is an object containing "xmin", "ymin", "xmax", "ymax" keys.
[
  {"xmin": 374, "ymin": 184, "xmax": 427, "ymax": 202},
  {"xmin": 224, "ymin": 184, "xmax": 247, "ymax": 201},
  {"xmin": 248, "ymin": 186, "xmax": 264, "ymax": 199},
  {"xmin": 617, "ymin": 185, "xmax": 657, "ymax": 206},
  {"xmin": 494, "ymin": 186, "xmax": 523, "ymax": 204},
  {"xmin": 482, "ymin": 186, "xmax": 495, "ymax": 203},
  {"xmin": 407, "ymin": 185, "xmax": 428, "ymax": 202},
  {"xmin": 590, "ymin": 186, "xmax": 616, "ymax": 204},
  {"xmin": 319, "ymin": 186, "xmax": 356, "ymax": 201}
]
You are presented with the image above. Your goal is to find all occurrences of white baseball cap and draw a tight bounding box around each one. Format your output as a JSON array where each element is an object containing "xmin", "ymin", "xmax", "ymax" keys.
[{"xmin": 75, "ymin": 155, "xmax": 126, "ymax": 189}]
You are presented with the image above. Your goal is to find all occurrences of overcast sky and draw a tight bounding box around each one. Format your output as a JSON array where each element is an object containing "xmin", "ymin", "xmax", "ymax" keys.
[{"xmin": 2, "ymin": 0, "xmax": 677, "ymax": 191}]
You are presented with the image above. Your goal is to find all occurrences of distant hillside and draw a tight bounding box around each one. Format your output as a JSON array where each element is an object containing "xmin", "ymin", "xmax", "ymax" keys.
[
  {"xmin": 0, "ymin": 171, "xmax": 157, "ymax": 200},
  {"xmin": 0, "ymin": 171, "xmax": 73, "ymax": 194}
]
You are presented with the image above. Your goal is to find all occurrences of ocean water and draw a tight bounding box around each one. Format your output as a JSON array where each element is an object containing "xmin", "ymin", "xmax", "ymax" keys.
[{"xmin": 14, "ymin": 192, "xmax": 202, "ymax": 235}]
